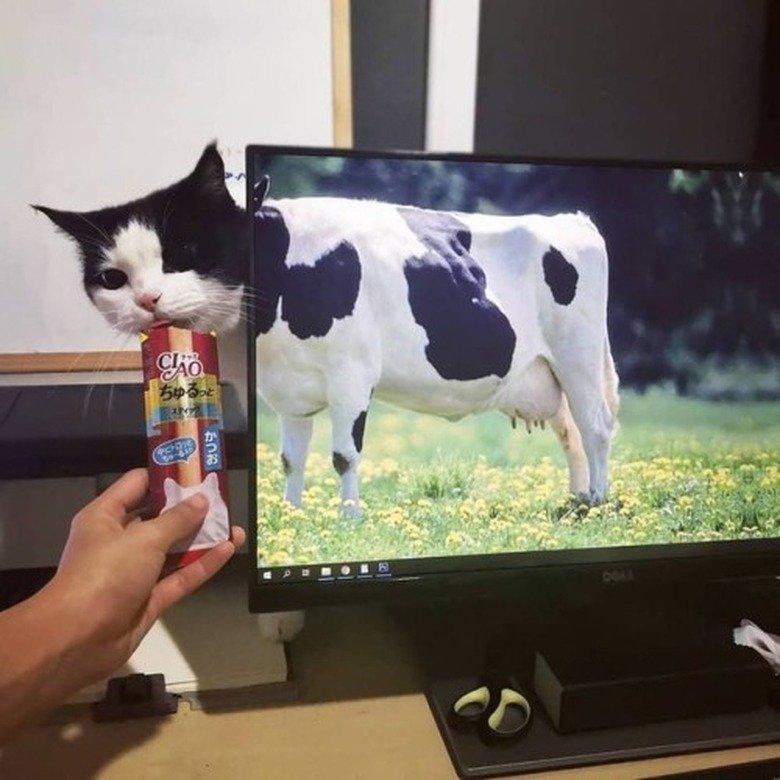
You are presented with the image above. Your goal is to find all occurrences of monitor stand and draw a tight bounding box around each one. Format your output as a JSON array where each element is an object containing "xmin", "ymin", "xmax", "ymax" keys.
[{"xmin": 394, "ymin": 576, "xmax": 780, "ymax": 778}]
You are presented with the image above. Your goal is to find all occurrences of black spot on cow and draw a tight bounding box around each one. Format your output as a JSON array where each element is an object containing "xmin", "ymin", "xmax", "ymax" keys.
[
  {"xmin": 543, "ymin": 247, "xmax": 578, "ymax": 305},
  {"xmin": 352, "ymin": 409, "xmax": 368, "ymax": 453},
  {"xmin": 254, "ymin": 206, "xmax": 290, "ymax": 335},
  {"xmin": 253, "ymin": 207, "xmax": 362, "ymax": 339},
  {"xmin": 398, "ymin": 207, "xmax": 515, "ymax": 380},
  {"xmin": 281, "ymin": 453, "xmax": 292, "ymax": 476},
  {"xmin": 332, "ymin": 408, "xmax": 369, "ymax": 476},
  {"xmin": 282, "ymin": 241, "xmax": 361, "ymax": 338},
  {"xmin": 332, "ymin": 452, "xmax": 351, "ymax": 475},
  {"xmin": 400, "ymin": 207, "xmax": 474, "ymax": 257}
]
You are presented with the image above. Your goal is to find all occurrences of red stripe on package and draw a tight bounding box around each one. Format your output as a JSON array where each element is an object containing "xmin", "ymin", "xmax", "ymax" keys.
[{"xmin": 140, "ymin": 325, "xmax": 230, "ymax": 567}]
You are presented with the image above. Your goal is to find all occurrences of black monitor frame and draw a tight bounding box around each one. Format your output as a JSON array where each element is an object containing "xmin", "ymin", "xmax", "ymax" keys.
[{"xmin": 245, "ymin": 144, "xmax": 780, "ymax": 614}]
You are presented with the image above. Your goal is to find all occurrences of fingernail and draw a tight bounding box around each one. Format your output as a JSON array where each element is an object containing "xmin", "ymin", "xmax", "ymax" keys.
[{"xmin": 186, "ymin": 493, "xmax": 209, "ymax": 511}]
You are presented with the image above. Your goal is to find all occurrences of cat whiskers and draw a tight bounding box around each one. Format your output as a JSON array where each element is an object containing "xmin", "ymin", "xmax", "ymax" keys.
[
  {"xmin": 242, "ymin": 288, "xmax": 276, "ymax": 312},
  {"xmin": 80, "ymin": 332, "xmax": 137, "ymax": 426},
  {"xmin": 217, "ymin": 285, "xmax": 258, "ymax": 309},
  {"xmin": 160, "ymin": 195, "xmax": 176, "ymax": 239},
  {"xmin": 73, "ymin": 213, "xmax": 112, "ymax": 245},
  {"xmin": 39, "ymin": 349, "xmax": 100, "ymax": 426},
  {"xmin": 105, "ymin": 332, "xmax": 136, "ymax": 426},
  {"xmin": 238, "ymin": 289, "xmax": 266, "ymax": 315},
  {"xmin": 69, "ymin": 233, "xmax": 108, "ymax": 253},
  {"xmin": 204, "ymin": 292, "xmax": 250, "ymax": 311},
  {"xmin": 95, "ymin": 306, "xmax": 141, "ymax": 335},
  {"xmin": 199, "ymin": 300, "xmax": 254, "ymax": 329}
]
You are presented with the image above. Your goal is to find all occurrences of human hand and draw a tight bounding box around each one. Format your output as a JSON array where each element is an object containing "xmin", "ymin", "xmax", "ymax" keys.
[
  {"xmin": 48, "ymin": 468, "xmax": 246, "ymax": 684},
  {"xmin": 0, "ymin": 468, "xmax": 245, "ymax": 742}
]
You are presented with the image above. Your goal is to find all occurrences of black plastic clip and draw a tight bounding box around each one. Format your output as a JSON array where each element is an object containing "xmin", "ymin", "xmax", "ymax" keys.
[{"xmin": 93, "ymin": 673, "xmax": 179, "ymax": 723}]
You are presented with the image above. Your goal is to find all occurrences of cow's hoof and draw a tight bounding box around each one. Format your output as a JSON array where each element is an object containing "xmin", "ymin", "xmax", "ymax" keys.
[
  {"xmin": 340, "ymin": 499, "xmax": 364, "ymax": 520},
  {"xmin": 553, "ymin": 496, "xmax": 589, "ymax": 521},
  {"xmin": 571, "ymin": 489, "xmax": 607, "ymax": 507}
]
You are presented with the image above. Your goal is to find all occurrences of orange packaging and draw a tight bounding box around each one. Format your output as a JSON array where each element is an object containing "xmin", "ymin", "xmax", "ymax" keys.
[{"xmin": 140, "ymin": 325, "xmax": 230, "ymax": 565}]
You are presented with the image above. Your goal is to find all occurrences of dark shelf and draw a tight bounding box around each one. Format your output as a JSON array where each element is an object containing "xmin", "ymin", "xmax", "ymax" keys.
[{"xmin": 0, "ymin": 383, "xmax": 248, "ymax": 480}]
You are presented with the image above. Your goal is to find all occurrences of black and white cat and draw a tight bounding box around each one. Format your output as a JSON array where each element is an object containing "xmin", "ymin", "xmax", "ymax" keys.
[
  {"xmin": 35, "ymin": 143, "xmax": 305, "ymax": 643},
  {"xmin": 34, "ymin": 143, "xmax": 249, "ymax": 336}
]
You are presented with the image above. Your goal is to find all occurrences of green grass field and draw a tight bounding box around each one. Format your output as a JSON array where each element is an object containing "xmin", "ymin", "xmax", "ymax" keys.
[{"xmin": 255, "ymin": 389, "xmax": 780, "ymax": 566}]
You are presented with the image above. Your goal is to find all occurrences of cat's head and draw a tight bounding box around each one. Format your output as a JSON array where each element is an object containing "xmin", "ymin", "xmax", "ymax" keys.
[
  {"xmin": 33, "ymin": 143, "xmax": 249, "ymax": 334},
  {"xmin": 163, "ymin": 471, "xmax": 223, "ymax": 506}
]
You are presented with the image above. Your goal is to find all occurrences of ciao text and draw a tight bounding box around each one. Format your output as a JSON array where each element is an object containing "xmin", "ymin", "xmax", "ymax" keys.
[{"xmin": 156, "ymin": 350, "xmax": 204, "ymax": 382}]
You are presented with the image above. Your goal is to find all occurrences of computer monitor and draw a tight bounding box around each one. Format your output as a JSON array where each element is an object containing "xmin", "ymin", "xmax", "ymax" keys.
[{"xmin": 246, "ymin": 145, "xmax": 780, "ymax": 614}]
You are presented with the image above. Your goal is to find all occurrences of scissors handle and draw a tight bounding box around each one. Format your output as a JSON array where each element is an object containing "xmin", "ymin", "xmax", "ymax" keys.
[
  {"xmin": 448, "ymin": 676, "xmax": 533, "ymax": 743},
  {"xmin": 484, "ymin": 687, "xmax": 532, "ymax": 741},
  {"xmin": 450, "ymin": 685, "xmax": 492, "ymax": 728}
]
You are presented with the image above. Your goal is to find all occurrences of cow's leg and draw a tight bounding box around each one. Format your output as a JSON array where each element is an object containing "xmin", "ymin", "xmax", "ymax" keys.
[
  {"xmin": 581, "ymin": 339, "xmax": 620, "ymax": 501},
  {"xmin": 328, "ymin": 381, "xmax": 372, "ymax": 515},
  {"xmin": 554, "ymin": 353, "xmax": 616, "ymax": 503},
  {"xmin": 330, "ymin": 404, "xmax": 370, "ymax": 515},
  {"xmin": 561, "ymin": 384, "xmax": 615, "ymax": 503},
  {"xmin": 548, "ymin": 395, "xmax": 589, "ymax": 495},
  {"xmin": 280, "ymin": 415, "xmax": 314, "ymax": 507}
]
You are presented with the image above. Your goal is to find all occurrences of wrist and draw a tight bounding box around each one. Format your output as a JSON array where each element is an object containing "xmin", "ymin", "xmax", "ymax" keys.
[
  {"xmin": 0, "ymin": 585, "xmax": 88, "ymax": 741},
  {"xmin": 22, "ymin": 579, "xmax": 107, "ymax": 696},
  {"xmin": 35, "ymin": 575, "xmax": 117, "ymax": 686}
]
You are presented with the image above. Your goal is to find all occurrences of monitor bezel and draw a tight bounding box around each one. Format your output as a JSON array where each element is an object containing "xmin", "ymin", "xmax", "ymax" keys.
[{"xmin": 245, "ymin": 143, "xmax": 780, "ymax": 614}]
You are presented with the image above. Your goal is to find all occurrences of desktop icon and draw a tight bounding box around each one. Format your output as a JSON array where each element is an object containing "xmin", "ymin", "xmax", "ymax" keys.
[
  {"xmin": 262, "ymin": 570, "xmax": 272, "ymax": 581},
  {"xmin": 340, "ymin": 564, "xmax": 351, "ymax": 576},
  {"xmin": 360, "ymin": 563, "xmax": 370, "ymax": 575},
  {"xmin": 378, "ymin": 562, "xmax": 391, "ymax": 574},
  {"xmin": 321, "ymin": 566, "xmax": 332, "ymax": 577},
  {"xmin": 301, "ymin": 568, "xmax": 311, "ymax": 578}
]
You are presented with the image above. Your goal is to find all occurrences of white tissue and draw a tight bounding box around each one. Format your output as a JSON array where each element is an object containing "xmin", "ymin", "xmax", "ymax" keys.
[{"xmin": 733, "ymin": 619, "xmax": 780, "ymax": 674}]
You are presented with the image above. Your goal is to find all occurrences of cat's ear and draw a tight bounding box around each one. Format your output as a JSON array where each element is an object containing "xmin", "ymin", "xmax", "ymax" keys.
[
  {"xmin": 204, "ymin": 472, "xmax": 219, "ymax": 488},
  {"xmin": 31, "ymin": 205, "xmax": 94, "ymax": 242},
  {"xmin": 163, "ymin": 477, "xmax": 179, "ymax": 499},
  {"xmin": 189, "ymin": 142, "xmax": 230, "ymax": 203}
]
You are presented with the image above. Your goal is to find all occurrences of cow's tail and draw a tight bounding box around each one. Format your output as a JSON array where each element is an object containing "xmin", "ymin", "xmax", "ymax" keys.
[{"xmin": 603, "ymin": 334, "xmax": 620, "ymax": 434}]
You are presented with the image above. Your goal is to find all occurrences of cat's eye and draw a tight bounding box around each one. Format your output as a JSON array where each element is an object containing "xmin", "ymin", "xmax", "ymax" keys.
[
  {"xmin": 96, "ymin": 269, "xmax": 128, "ymax": 290},
  {"xmin": 182, "ymin": 243, "xmax": 198, "ymax": 257}
]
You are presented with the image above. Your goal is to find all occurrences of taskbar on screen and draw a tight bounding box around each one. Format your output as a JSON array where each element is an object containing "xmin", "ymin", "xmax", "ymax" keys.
[
  {"xmin": 256, "ymin": 549, "xmax": 554, "ymax": 586},
  {"xmin": 254, "ymin": 536, "xmax": 778, "ymax": 589},
  {"xmin": 257, "ymin": 560, "xmax": 396, "ymax": 585}
]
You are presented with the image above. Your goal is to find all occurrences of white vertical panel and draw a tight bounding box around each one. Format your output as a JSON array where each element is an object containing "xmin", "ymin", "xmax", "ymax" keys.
[
  {"xmin": 0, "ymin": 0, "xmax": 333, "ymax": 353},
  {"xmin": 425, "ymin": 0, "xmax": 481, "ymax": 152}
]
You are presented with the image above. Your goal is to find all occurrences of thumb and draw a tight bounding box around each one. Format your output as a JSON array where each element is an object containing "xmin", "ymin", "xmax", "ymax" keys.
[{"xmin": 151, "ymin": 493, "xmax": 209, "ymax": 550}]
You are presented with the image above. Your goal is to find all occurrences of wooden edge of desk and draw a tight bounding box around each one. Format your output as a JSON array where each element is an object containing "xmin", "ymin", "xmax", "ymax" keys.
[{"xmin": 0, "ymin": 351, "xmax": 142, "ymax": 374}]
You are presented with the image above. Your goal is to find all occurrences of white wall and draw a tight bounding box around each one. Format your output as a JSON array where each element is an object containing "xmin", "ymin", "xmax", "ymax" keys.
[
  {"xmin": 0, "ymin": 0, "xmax": 334, "ymax": 353},
  {"xmin": 425, "ymin": 0, "xmax": 480, "ymax": 153},
  {"xmin": 0, "ymin": 0, "xmax": 334, "ymax": 570}
]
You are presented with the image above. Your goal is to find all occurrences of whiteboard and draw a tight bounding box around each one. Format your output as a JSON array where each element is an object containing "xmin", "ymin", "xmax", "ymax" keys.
[{"xmin": 0, "ymin": 0, "xmax": 334, "ymax": 353}]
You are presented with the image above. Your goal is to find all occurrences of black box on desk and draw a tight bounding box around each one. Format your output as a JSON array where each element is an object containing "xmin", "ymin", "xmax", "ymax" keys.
[{"xmin": 533, "ymin": 623, "xmax": 772, "ymax": 733}]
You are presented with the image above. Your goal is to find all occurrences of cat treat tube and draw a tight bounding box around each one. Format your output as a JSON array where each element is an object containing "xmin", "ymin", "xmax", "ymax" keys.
[{"xmin": 140, "ymin": 324, "xmax": 230, "ymax": 566}]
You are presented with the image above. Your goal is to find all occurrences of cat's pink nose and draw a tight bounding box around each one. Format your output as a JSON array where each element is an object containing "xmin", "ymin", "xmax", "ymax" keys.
[{"xmin": 137, "ymin": 292, "xmax": 162, "ymax": 312}]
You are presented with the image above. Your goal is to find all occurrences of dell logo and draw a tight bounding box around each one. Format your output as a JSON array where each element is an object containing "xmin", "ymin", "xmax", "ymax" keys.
[{"xmin": 602, "ymin": 568, "xmax": 636, "ymax": 584}]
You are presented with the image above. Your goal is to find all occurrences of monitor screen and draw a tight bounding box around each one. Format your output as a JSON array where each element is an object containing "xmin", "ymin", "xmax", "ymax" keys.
[{"xmin": 247, "ymin": 146, "xmax": 780, "ymax": 612}]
